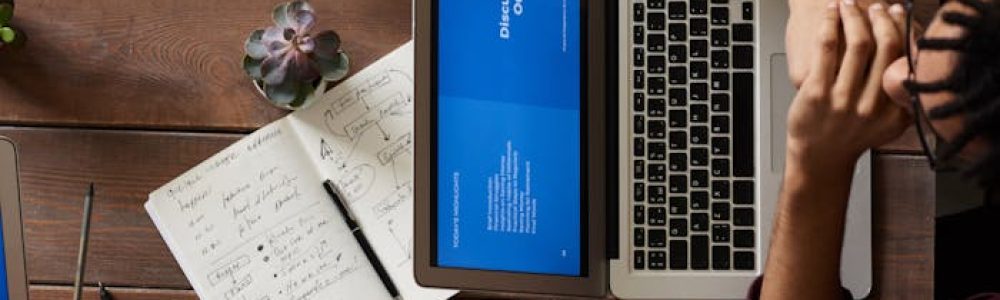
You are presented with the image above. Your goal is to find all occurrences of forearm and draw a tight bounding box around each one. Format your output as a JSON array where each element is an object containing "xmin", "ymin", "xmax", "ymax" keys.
[{"xmin": 760, "ymin": 152, "xmax": 856, "ymax": 300}]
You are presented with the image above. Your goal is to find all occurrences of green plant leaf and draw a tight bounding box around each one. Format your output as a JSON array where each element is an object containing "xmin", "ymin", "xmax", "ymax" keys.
[
  {"xmin": 0, "ymin": 27, "xmax": 15, "ymax": 44},
  {"xmin": 272, "ymin": 2, "xmax": 291, "ymax": 28},
  {"xmin": 313, "ymin": 31, "xmax": 341, "ymax": 60},
  {"xmin": 243, "ymin": 56, "xmax": 264, "ymax": 79},
  {"xmin": 264, "ymin": 79, "xmax": 298, "ymax": 105},
  {"xmin": 287, "ymin": 81, "xmax": 316, "ymax": 108},
  {"xmin": 317, "ymin": 52, "xmax": 350, "ymax": 82},
  {"xmin": 0, "ymin": 3, "xmax": 12, "ymax": 26},
  {"xmin": 244, "ymin": 29, "xmax": 268, "ymax": 59}
]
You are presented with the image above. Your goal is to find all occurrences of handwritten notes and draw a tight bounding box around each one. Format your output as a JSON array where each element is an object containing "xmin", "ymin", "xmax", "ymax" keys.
[{"xmin": 147, "ymin": 42, "xmax": 454, "ymax": 300}]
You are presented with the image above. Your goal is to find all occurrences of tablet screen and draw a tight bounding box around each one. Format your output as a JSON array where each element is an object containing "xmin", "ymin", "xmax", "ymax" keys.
[{"xmin": 434, "ymin": 0, "xmax": 583, "ymax": 276}]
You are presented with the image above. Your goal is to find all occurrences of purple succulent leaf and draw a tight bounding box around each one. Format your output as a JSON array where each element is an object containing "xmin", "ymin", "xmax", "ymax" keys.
[
  {"xmin": 316, "ymin": 51, "xmax": 350, "ymax": 82},
  {"xmin": 262, "ymin": 26, "xmax": 292, "ymax": 57},
  {"xmin": 264, "ymin": 79, "xmax": 299, "ymax": 105},
  {"xmin": 244, "ymin": 30, "xmax": 268, "ymax": 59},
  {"xmin": 260, "ymin": 55, "xmax": 290, "ymax": 86},
  {"xmin": 286, "ymin": 51, "xmax": 320, "ymax": 82},
  {"xmin": 287, "ymin": 1, "xmax": 314, "ymax": 16},
  {"xmin": 312, "ymin": 31, "xmax": 341, "ymax": 60},
  {"xmin": 290, "ymin": 10, "xmax": 316, "ymax": 34}
]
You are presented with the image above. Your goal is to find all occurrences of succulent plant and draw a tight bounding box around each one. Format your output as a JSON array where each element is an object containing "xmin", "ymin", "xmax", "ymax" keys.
[
  {"xmin": 243, "ymin": 0, "xmax": 349, "ymax": 108},
  {"xmin": 0, "ymin": 0, "xmax": 24, "ymax": 50}
]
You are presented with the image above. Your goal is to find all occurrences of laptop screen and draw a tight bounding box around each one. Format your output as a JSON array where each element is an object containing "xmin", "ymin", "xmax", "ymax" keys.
[{"xmin": 433, "ymin": 0, "xmax": 584, "ymax": 276}]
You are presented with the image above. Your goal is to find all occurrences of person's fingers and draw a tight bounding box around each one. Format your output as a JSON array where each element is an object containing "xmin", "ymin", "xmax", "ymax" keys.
[
  {"xmin": 804, "ymin": 1, "xmax": 842, "ymax": 93},
  {"xmin": 832, "ymin": 0, "xmax": 874, "ymax": 109},
  {"xmin": 889, "ymin": 3, "xmax": 906, "ymax": 37},
  {"xmin": 860, "ymin": 2, "xmax": 905, "ymax": 114}
]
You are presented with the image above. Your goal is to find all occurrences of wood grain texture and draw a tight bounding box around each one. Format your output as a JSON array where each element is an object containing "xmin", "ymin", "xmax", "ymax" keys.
[
  {"xmin": 0, "ymin": 128, "xmax": 933, "ymax": 299},
  {"xmin": 0, "ymin": 0, "xmax": 411, "ymax": 131},
  {"xmin": 29, "ymin": 284, "xmax": 197, "ymax": 300}
]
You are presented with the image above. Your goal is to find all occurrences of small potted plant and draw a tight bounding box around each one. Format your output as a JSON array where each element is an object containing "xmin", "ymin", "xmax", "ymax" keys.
[
  {"xmin": 243, "ymin": 0, "xmax": 349, "ymax": 110},
  {"xmin": 0, "ymin": 0, "xmax": 24, "ymax": 50}
]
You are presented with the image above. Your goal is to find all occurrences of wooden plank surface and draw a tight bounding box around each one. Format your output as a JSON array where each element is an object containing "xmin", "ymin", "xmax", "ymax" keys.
[
  {"xmin": 0, "ymin": 0, "xmax": 410, "ymax": 131},
  {"xmin": 0, "ymin": 128, "xmax": 933, "ymax": 299}
]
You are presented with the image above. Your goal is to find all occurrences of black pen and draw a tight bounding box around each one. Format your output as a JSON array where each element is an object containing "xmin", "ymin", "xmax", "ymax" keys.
[{"xmin": 323, "ymin": 180, "xmax": 403, "ymax": 300}]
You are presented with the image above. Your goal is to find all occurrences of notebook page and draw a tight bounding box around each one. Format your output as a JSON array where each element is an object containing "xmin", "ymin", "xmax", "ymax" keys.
[
  {"xmin": 145, "ymin": 119, "xmax": 391, "ymax": 300},
  {"xmin": 289, "ymin": 41, "xmax": 456, "ymax": 300}
]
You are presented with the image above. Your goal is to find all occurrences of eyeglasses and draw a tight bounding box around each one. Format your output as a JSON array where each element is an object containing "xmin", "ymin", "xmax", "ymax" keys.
[{"xmin": 904, "ymin": 0, "xmax": 960, "ymax": 171}]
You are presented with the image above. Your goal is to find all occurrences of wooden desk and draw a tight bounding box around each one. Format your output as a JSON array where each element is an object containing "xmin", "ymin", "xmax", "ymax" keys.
[{"xmin": 0, "ymin": 0, "xmax": 935, "ymax": 299}]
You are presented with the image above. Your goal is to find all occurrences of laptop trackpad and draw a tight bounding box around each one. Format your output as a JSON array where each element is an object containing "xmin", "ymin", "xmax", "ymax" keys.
[{"xmin": 769, "ymin": 54, "xmax": 794, "ymax": 173}]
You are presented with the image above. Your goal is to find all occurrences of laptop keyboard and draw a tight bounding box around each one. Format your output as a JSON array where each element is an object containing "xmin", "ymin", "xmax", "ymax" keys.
[{"xmin": 630, "ymin": 0, "xmax": 756, "ymax": 272}]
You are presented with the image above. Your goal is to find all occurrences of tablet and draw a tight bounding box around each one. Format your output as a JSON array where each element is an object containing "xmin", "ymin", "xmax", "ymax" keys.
[
  {"xmin": 415, "ymin": 0, "xmax": 608, "ymax": 296},
  {"xmin": 0, "ymin": 137, "xmax": 29, "ymax": 300}
]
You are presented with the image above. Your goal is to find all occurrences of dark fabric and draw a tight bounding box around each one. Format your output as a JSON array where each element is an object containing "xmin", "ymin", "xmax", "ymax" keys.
[{"xmin": 937, "ymin": 205, "xmax": 1000, "ymax": 299}]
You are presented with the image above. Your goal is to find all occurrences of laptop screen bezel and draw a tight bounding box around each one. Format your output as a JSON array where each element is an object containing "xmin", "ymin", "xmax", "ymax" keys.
[{"xmin": 0, "ymin": 137, "xmax": 29, "ymax": 300}]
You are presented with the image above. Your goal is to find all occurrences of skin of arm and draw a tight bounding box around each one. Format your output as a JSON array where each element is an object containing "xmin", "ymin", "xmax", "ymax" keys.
[{"xmin": 761, "ymin": 1, "xmax": 910, "ymax": 299}]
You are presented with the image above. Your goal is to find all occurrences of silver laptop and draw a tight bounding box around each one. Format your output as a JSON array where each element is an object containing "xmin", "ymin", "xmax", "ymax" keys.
[
  {"xmin": 610, "ymin": 0, "xmax": 873, "ymax": 298},
  {"xmin": 0, "ymin": 137, "xmax": 29, "ymax": 300}
]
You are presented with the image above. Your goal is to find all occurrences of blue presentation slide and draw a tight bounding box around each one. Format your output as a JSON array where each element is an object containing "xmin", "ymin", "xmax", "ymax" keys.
[
  {"xmin": 436, "ymin": 0, "xmax": 582, "ymax": 276},
  {"xmin": 0, "ymin": 212, "xmax": 8, "ymax": 298}
]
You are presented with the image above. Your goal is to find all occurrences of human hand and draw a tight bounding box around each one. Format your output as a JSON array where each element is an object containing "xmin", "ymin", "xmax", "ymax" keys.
[{"xmin": 786, "ymin": 0, "xmax": 911, "ymax": 171}]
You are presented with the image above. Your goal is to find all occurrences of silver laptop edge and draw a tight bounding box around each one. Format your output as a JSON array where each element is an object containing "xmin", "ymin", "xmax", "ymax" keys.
[
  {"xmin": 0, "ymin": 137, "xmax": 29, "ymax": 300},
  {"xmin": 610, "ymin": 0, "xmax": 872, "ymax": 298}
]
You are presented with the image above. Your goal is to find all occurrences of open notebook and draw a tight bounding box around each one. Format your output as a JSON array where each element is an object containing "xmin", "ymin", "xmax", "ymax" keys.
[{"xmin": 146, "ymin": 42, "xmax": 453, "ymax": 300}]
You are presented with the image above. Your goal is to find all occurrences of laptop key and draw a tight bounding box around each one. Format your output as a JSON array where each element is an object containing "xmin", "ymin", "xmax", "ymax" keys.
[
  {"xmin": 711, "ymin": 115, "xmax": 729, "ymax": 133},
  {"xmin": 690, "ymin": 18, "xmax": 708, "ymax": 36},
  {"xmin": 649, "ymin": 185, "xmax": 667, "ymax": 204},
  {"xmin": 690, "ymin": 40, "xmax": 708, "ymax": 57},
  {"xmin": 648, "ymin": 0, "xmax": 666, "ymax": 9},
  {"xmin": 648, "ymin": 12, "xmax": 666, "ymax": 30},
  {"xmin": 712, "ymin": 50, "xmax": 730, "ymax": 68},
  {"xmin": 711, "ymin": 72, "xmax": 730, "ymax": 90},
  {"xmin": 669, "ymin": 175, "xmax": 688, "ymax": 193},
  {"xmin": 648, "ymin": 120, "xmax": 666, "ymax": 138},
  {"xmin": 668, "ymin": 88, "xmax": 687, "ymax": 106},
  {"xmin": 634, "ymin": 3, "xmax": 646, "ymax": 22},
  {"xmin": 634, "ymin": 137, "xmax": 646, "ymax": 157},
  {"xmin": 711, "ymin": 136, "xmax": 730, "ymax": 154},
  {"xmin": 634, "ymin": 205, "xmax": 646, "ymax": 225},
  {"xmin": 743, "ymin": 2, "xmax": 754, "ymax": 20},
  {"xmin": 648, "ymin": 33, "xmax": 666, "ymax": 51},
  {"xmin": 734, "ymin": 45, "xmax": 753, "ymax": 69},
  {"xmin": 649, "ymin": 229, "xmax": 667, "ymax": 247},
  {"xmin": 692, "ymin": 235, "xmax": 709, "ymax": 270},
  {"xmin": 634, "ymin": 47, "xmax": 645, "ymax": 67},
  {"xmin": 712, "ymin": 246, "xmax": 731, "ymax": 270},
  {"xmin": 711, "ymin": 29, "xmax": 729, "ymax": 47},
  {"xmin": 649, "ymin": 251, "xmax": 667, "ymax": 270},
  {"xmin": 712, "ymin": 202, "xmax": 730, "ymax": 220},
  {"xmin": 734, "ymin": 72, "xmax": 755, "ymax": 177},
  {"xmin": 691, "ymin": 126, "xmax": 708, "ymax": 145},
  {"xmin": 634, "ymin": 92, "xmax": 645, "ymax": 112},
  {"xmin": 711, "ymin": 7, "xmax": 729, "ymax": 25},
  {"xmin": 712, "ymin": 180, "xmax": 731, "ymax": 199},
  {"xmin": 691, "ymin": 169, "xmax": 709, "ymax": 188},
  {"xmin": 712, "ymin": 224, "xmax": 730, "ymax": 242},
  {"xmin": 648, "ymin": 76, "xmax": 666, "ymax": 95},
  {"xmin": 691, "ymin": 191, "xmax": 709, "ymax": 210},
  {"xmin": 712, "ymin": 158, "xmax": 731, "ymax": 177},
  {"xmin": 668, "ymin": 153, "xmax": 687, "ymax": 172},
  {"xmin": 711, "ymin": 93, "xmax": 730, "ymax": 111},
  {"xmin": 648, "ymin": 141, "xmax": 666, "ymax": 160},
  {"xmin": 634, "ymin": 160, "xmax": 645, "ymax": 179},
  {"xmin": 668, "ymin": 23, "xmax": 686, "ymax": 41},
  {"xmin": 648, "ymin": 163, "xmax": 667, "ymax": 182},
  {"xmin": 634, "ymin": 228, "xmax": 646, "ymax": 247},
  {"xmin": 667, "ymin": 45, "xmax": 686, "ymax": 64},
  {"xmin": 691, "ymin": 213, "xmax": 709, "ymax": 231},
  {"xmin": 734, "ymin": 208, "xmax": 754, "ymax": 226},
  {"xmin": 691, "ymin": 0, "xmax": 708, "ymax": 14},
  {"xmin": 734, "ymin": 229, "xmax": 755, "ymax": 248},
  {"xmin": 649, "ymin": 55, "xmax": 666, "ymax": 73},
  {"xmin": 669, "ymin": 110, "xmax": 687, "ymax": 128},
  {"xmin": 734, "ymin": 180, "xmax": 754, "ymax": 204},
  {"xmin": 670, "ymin": 240, "xmax": 688, "ymax": 270},
  {"xmin": 634, "ymin": 70, "xmax": 645, "ymax": 89},
  {"xmin": 735, "ymin": 251, "xmax": 755, "ymax": 270},
  {"xmin": 691, "ymin": 148, "xmax": 709, "ymax": 166},
  {"xmin": 668, "ymin": 1, "xmax": 686, "ymax": 19},
  {"xmin": 691, "ymin": 82, "xmax": 708, "ymax": 100},
  {"xmin": 668, "ymin": 67, "xmax": 687, "ymax": 84},
  {"xmin": 634, "ymin": 25, "xmax": 645, "ymax": 44},
  {"xmin": 634, "ymin": 250, "xmax": 646, "ymax": 269},
  {"xmin": 634, "ymin": 182, "xmax": 646, "ymax": 203},
  {"xmin": 649, "ymin": 207, "xmax": 667, "ymax": 226},
  {"xmin": 669, "ymin": 197, "xmax": 687, "ymax": 215},
  {"xmin": 691, "ymin": 61, "xmax": 708, "ymax": 80},
  {"xmin": 691, "ymin": 105, "xmax": 708, "ymax": 123},
  {"xmin": 733, "ymin": 24, "xmax": 753, "ymax": 42},
  {"xmin": 649, "ymin": 98, "xmax": 666, "ymax": 117},
  {"xmin": 669, "ymin": 131, "xmax": 687, "ymax": 150}
]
